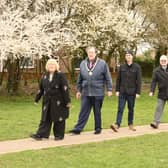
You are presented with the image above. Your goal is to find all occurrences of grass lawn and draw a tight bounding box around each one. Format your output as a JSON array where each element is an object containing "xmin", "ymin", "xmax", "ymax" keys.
[
  {"xmin": 0, "ymin": 92, "xmax": 168, "ymax": 141},
  {"xmin": 0, "ymin": 132, "xmax": 168, "ymax": 168}
]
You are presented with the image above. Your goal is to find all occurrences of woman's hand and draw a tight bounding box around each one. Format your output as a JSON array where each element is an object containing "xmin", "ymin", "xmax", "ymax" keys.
[{"xmin": 66, "ymin": 103, "xmax": 71, "ymax": 108}]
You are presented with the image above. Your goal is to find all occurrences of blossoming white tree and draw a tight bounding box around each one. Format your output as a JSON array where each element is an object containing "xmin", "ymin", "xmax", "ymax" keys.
[
  {"xmin": 0, "ymin": 0, "xmax": 150, "ymax": 93},
  {"xmin": 0, "ymin": 0, "xmax": 147, "ymax": 59}
]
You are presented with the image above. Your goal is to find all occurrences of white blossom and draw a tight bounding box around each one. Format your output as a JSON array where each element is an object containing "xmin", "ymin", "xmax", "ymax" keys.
[{"xmin": 0, "ymin": 0, "xmax": 148, "ymax": 61}]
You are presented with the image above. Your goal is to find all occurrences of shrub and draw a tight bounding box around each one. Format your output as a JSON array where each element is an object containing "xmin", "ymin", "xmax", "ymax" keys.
[{"xmin": 134, "ymin": 57, "xmax": 155, "ymax": 78}]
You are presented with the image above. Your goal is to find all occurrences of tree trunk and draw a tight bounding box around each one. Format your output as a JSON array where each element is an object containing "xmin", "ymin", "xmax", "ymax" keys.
[
  {"xmin": 6, "ymin": 58, "xmax": 22, "ymax": 94},
  {"xmin": 0, "ymin": 60, "xmax": 9, "ymax": 86}
]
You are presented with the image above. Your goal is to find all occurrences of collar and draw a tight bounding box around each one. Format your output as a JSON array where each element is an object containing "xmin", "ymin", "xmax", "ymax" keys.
[
  {"xmin": 160, "ymin": 65, "xmax": 168, "ymax": 71},
  {"xmin": 126, "ymin": 63, "xmax": 133, "ymax": 67},
  {"xmin": 85, "ymin": 57, "xmax": 99, "ymax": 72},
  {"xmin": 87, "ymin": 57, "xmax": 97, "ymax": 64}
]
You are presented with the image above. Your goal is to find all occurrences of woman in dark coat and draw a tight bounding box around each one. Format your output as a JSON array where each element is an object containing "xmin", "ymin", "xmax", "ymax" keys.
[{"xmin": 31, "ymin": 58, "xmax": 71, "ymax": 140}]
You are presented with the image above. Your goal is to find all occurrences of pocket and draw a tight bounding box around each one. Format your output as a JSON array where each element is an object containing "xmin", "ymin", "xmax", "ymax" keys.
[
  {"xmin": 127, "ymin": 88, "xmax": 136, "ymax": 95},
  {"xmin": 121, "ymin": 69, "xmax": 127, "ymax": 73},
  {"xmin": 61, "ymin": 106, "xmax": 69, "ymax": 118},
  {"xmin": 82, "ymin": 81, "xmax": 88, "ymax": 88},
  {"xmin": 130, "ymin": 69, "xmax": 136, "ymax": 73},
  {"xmin": 92, "ymin": 81, "xmax": 103, "ymax": 89}
]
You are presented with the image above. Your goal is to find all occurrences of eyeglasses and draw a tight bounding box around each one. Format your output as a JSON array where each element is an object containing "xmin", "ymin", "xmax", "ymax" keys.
[{"xmin": 160, "ymin": 60, "xmax": 167, "ymax": 62}]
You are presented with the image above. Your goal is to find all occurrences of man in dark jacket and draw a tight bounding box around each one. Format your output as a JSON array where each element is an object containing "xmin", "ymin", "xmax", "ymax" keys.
[
  {"xmin": 150, "ymin": 55, "xmax": 168, "ymax": 129},
  {"xmin": 110, "ymin": 50, "xmax": 141, "ymax": 132}
]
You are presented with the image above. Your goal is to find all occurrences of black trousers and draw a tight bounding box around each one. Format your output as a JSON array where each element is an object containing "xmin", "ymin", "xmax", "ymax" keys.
[
  {"xmin": 36, "ymin": 119, "xmax": 65, "ymax": 138},
  {"xmin": 36, "ymin": 106, "xmax": 65, "ymax": 138}
]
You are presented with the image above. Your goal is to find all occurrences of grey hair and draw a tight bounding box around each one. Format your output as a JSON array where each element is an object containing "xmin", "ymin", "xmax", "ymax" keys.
[
  {"xmin": 160, "ymin": 55, "xmax": 168, "ymax": 61},
  {"xmin": 85, "ymin": 46, "xmax": 97, "ymax": 53}
]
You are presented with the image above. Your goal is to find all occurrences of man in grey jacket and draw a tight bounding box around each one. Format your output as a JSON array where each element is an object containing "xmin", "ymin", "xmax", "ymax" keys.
[
  {"xmin": 70, "ymin": 46, "xmax": 112, "ymax": 134},
  {"xmin": 150, "ymin": 55, "xmax": 168, "ymax": 129}
]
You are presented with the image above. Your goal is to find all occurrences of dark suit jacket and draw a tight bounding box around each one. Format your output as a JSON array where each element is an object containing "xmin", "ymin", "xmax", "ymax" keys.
[
  {"xmin": 35, "ymin": 72, "xmax": 70, "ymax": 122},
  {"xmin": 150, "ymin": 66, "xmax": 168, "ymax": 100},
  {"xmin": 116, "ymin": 63, "xmax": 142, "ymax": 95}
]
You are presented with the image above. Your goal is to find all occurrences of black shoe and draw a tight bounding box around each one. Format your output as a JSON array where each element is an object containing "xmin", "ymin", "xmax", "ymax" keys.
[
  {"xmin": 150, "ymin": 123, "xmax": 158, "ymax": 129},
  {"xmin": 69, "ymin": 129, "xmax": 81, "ymax": 135},
  {"xmin": 54, "ymin": 136, "xmax": 64, "ymax": 140},
  {"xmin": 94, "ymin": 129, "xmax": 101, "ymax": 134},
  {"xmin": 30, "ymin": 134, "xmax": 43, "ymax": 140},
  {"xmin": 30, "ymin": 134, "xmax": 48, "ymax": 140}
]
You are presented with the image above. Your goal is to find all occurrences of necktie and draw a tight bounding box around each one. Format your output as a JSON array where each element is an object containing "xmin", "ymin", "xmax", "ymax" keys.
[{"xmin": 89, "ymin": 62, "xmax": 93, "ymax": 69}]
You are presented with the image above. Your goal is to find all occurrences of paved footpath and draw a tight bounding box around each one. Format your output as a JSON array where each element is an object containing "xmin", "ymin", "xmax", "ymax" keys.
[{"xmin": 1, "ymin": 123, "xmax": 168, "ymax": 155}]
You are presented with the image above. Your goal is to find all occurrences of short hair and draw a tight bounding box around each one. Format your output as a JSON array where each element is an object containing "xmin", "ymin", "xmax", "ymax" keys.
[
  {"xmin": 85, "ymin": 46, "xmax": 97, "ymax": 53},
  {"xmin": 45, "ymin": 58, "xmax": 59, "ymax": 72},
  {"xmin": 160, "ymin": 55, "xmax": 168, "ymax": 61},
  {"xmin": 125, "ymin": 50, "xmax": 134, "ymax": 56}
]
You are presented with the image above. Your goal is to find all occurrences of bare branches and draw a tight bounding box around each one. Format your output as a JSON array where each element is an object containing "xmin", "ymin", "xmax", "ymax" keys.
[{"xmin": 138, "ymin": 0, "xmax": 168, "ymax": 46}]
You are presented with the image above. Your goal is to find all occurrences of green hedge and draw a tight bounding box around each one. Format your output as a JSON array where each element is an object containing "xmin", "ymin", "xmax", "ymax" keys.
[{"xmin": 134, "ymin": 58, "xmax": 155, "ymax": 78}]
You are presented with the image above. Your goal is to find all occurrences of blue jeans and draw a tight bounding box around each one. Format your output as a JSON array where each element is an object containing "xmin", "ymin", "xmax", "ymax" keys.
[
  {"xmin": 74, "ymin": 96, "xmax": 104, "ymax": 131},
  {"xmin": 116, "ymin": 94, "xmax": 136, "ymax": 127}
]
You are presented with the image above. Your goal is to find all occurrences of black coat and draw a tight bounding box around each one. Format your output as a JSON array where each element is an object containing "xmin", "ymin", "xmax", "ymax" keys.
[
  {"xmin": 116, "ymin": 63, "xmax": 142, "ymax": 95},
  {"xmin": 150, "ymin": 66, "xmax": 168, "ymax": 100},
  {"xmin": 35, "ymin": 72, "xmax": 71, "ymax": 122}
]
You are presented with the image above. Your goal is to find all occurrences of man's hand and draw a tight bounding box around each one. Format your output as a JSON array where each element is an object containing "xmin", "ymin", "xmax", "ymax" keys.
[
  {"xmin": 149, "ymin": 92, "xmax": 153, "ymax": 97},
  {"xmin": 76, "ymin": 92, "xmax": 81, "ymax": 100},
  {"xmin": 116, "ymin": 92, "xmax": 119, "ymax": 96},
  {"xmin": 107, "ymin": 91, "xmax": 112, "ymax": 97},
  {"xmin": 34, "ymin": 102, "xmax": 38, "ymax": 105},
  {"xmin": 136, "ymin": 94, "xmax": 140, "ymax": 98}
]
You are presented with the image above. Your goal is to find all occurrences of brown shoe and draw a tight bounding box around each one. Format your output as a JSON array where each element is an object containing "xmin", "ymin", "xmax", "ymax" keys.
[
  {"xmin": 110, "ymin": 124, "xmax": 119, "ymax": 132},
  {"xmin": 129, "ymin": 125, "xmax": 136, "ymax": 131},
  {"xmin": 150, "ymin": 122, "xmax": 158, "ymax": 129}
]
